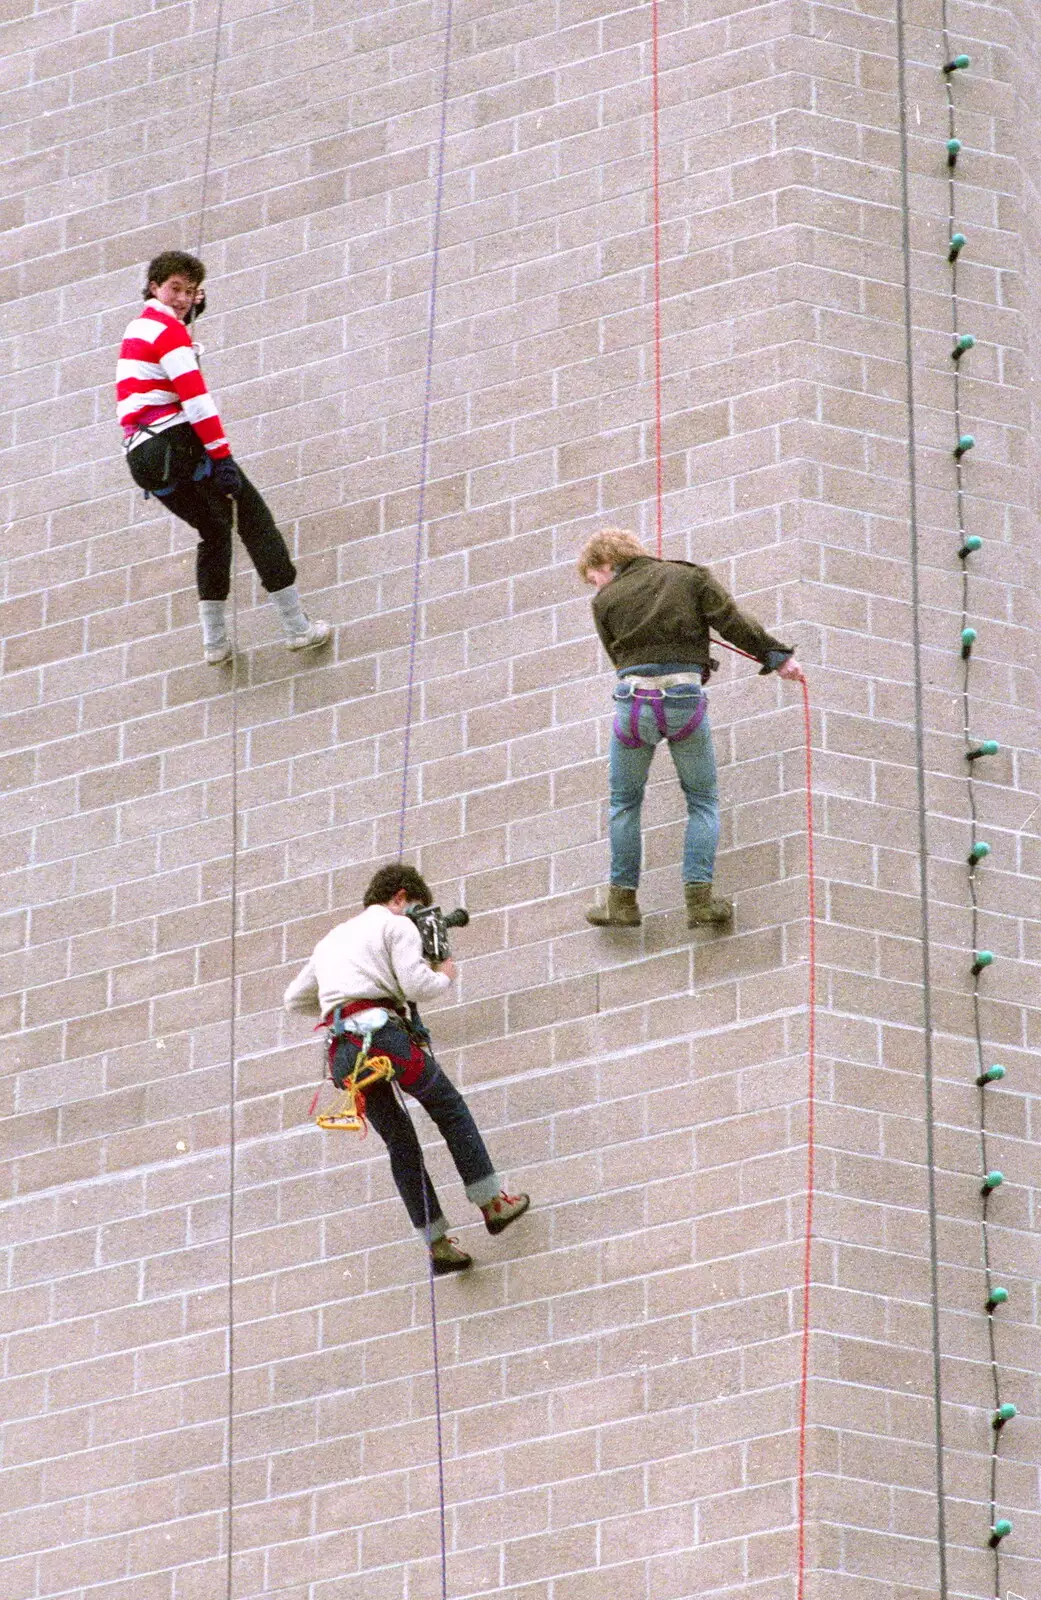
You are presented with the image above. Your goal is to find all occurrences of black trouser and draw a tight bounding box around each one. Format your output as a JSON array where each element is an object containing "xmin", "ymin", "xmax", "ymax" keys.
[{"xmin": 125, "ymin": 425, "xmax": 296, "ymax": 602}]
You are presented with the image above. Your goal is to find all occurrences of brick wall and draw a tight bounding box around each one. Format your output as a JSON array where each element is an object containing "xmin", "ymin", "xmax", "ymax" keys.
[{"xmin": 2, "ymin": 1, "xmax": 1039, "ymax": 1597}]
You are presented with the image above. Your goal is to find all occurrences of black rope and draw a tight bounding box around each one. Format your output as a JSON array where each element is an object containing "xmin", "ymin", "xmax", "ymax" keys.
[
  {"xmin": 942, "ymin": 11, "xmax": 1007, "ymax": 1591},
  {"xmin": 894, "ymin": 4, "xmax": 949, "ymax": 1592}
]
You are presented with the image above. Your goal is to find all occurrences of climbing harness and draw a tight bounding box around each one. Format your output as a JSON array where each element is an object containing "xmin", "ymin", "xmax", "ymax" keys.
[
  {"xmin": 611, "ymin": 684, "xmax": 706, "ymax": 749},
  {"xmin": 311, "ymin": 1000, "xmax": 429, "ymax": 1135}
]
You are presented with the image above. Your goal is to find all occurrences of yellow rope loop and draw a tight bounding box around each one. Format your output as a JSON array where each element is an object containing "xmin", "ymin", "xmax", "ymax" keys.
[{"xmin": 316, "ymin": 1055, "xmax": 395, "ymax": 1134}]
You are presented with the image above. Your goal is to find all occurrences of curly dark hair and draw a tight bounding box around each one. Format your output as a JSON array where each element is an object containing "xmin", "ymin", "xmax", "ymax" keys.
[
  {"xmin": 143, "ymin": 251, "xmax": 206, "ymax": 298},
  {"xmin": 362, "ymin": 862, "xmax": 433, "ymax": 908}
]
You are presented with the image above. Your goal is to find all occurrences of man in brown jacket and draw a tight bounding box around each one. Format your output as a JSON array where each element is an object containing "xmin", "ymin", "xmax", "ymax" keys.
[{"xmin": 578, "ymin": 528, "xmax": 801, "ymax": 929}]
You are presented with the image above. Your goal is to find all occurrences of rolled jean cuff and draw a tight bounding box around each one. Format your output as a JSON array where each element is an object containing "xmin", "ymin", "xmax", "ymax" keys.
[
  {"xmin": 417, "ymin": 1213, "xmax": 449, "ymax": 1243},
  {"xmin": 465, "ymin": 1172, "xmax": 502, "ymax": 1208}
]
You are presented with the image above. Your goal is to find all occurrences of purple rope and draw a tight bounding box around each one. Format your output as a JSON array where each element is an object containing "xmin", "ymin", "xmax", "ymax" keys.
[
  {"xmin": 397, "ymin": 0, "xmax": 455, "ymax": 859},
  {"xmin": 422, "ymin": 1169, "xmax": 449, "ymax": 1600},
  {"xmin": 395, "ymin": 1081, "xmax": 450, "ymax": 1600},
  {"xmin": 393, "ymin": 8, "xmax": 454, "ymax": 1595}
]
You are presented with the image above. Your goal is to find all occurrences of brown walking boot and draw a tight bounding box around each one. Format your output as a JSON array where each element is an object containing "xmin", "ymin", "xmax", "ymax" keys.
[
  {"xmin": 429, "ymin": 1236, "xmax": 473, "ymax": 1275},
  {"xmin": 481, "ymin": 1192, "xmax": 530, "ymax": 1236},
  {"xmin": 685, "ymin": 882, "xmax": 734, "ymax": 928},
  {"xmin": 586, "ymin": 887, "xmax": 642, "ymax": 927}
]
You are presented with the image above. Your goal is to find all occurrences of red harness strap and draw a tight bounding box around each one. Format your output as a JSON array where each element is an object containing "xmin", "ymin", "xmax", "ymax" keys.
[{"xmin": 322, "ymin": 999, "xmax": 427, "ymax": 1088}]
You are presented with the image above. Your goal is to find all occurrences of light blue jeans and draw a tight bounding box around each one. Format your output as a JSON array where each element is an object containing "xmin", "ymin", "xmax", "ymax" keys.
[{"xmin": 608, "ymin": 673, "xmax": 719, "ymax": 887}]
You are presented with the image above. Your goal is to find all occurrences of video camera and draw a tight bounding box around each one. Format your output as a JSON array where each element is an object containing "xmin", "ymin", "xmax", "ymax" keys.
[{"xmin": 406, "ymin": 903, "xmax": 470, "ymax": 964}]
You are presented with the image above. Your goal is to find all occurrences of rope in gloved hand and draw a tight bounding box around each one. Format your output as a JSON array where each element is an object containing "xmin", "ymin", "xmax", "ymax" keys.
[{"xmin": 712, "ymin": 640, "xmax": 817, "ymax": 1596}]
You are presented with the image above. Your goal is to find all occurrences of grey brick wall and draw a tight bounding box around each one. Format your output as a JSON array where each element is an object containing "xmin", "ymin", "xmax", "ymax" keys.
[{"xmin": 2, "ymin": 1, "xmax": 1039, "ymax": 1597}]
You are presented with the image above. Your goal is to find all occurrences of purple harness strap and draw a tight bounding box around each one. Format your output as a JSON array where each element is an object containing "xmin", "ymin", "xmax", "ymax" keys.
[{"xmin": 613, "ymin": 686, "xmax": 707, "ymax": 749}]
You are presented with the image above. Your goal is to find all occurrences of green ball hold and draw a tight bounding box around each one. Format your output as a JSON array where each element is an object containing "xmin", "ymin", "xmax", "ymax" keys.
[
  {"xmin": 947, "ymin": 138, "xmax": 963, "ymax": 155},
  {"xmin": 955, "ymin": 433, "xmax": 975, "ymax": 456},
  {"xmin": 974, "ymin": 950, "xmax": 995, "ymax": 968},
  {"xmin": 995, "ymin": 1403, "xmax": 1017, "ymax": 1423},
  {"xmin": 968, "ymin": 840, "xmax": 990, "ymax": 862},
  {"xmin": 960, "ymin": 535, "xmax": 982, "ymax": 554},
  {"xmin": 983, "ymin": 1064, "xmax": 1005, "ymax": 1082},
  {"xmin": 991, "ymin": 1517, "xmax": 1012, "ymax": 1540},
  {"xmin": 988, "ymin": 1286, "xmax": 1009, "ymax": 1307},
  {"xmin": 983, "ymin": 1169, "xmax": 1004, "ymax": 1189},
  {"xmin": 949, "ymin": 233, "xmax": 967, "ymax": 259}
]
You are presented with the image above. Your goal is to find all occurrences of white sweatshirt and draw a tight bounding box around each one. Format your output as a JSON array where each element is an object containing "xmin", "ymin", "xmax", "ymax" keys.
[{"xmin": 283, "ymin": 904, "xmax": 451, "ymax": 1018}]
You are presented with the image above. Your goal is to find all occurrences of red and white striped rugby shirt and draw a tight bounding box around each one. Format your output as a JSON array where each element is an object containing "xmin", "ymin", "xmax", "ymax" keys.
[{"xmin": 116, "ymin": 299, "xmax": 230, "ymax": 458}]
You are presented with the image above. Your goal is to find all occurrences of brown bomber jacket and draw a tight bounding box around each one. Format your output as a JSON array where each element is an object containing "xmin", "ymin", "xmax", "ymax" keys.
[{"xmin": 591, "ymin": 556, "xmax": 792, "ymax": 675}]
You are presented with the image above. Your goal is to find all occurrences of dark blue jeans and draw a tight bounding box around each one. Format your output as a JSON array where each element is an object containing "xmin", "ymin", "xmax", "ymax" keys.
[{"xmin": 335, "ymin": 1036, "xmax": 500, "ymax": 1240}]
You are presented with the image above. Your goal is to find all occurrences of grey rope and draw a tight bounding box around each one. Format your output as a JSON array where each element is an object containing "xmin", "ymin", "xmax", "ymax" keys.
[
  {"xmin": 195, "ymin": 0, "xmax": 227, "ymax": 257},
  {"xmin": 894, "ymin": 2, "xmax": 949, "ymax": 1592},
  {"xmin": 224, "ymin": 525, "xmax": 240, "ymax": 1600},
  {"xmin": 189, "ymin": 8, "xmax": 238, "ymax": 1591}
]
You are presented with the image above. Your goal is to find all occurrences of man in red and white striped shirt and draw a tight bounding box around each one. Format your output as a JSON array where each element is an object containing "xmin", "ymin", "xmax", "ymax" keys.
[{"xmin": 118, "ymin": 250, "xmax": 330, "ymax": 664}]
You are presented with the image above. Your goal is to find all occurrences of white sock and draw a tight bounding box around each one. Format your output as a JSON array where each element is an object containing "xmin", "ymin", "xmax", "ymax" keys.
[
  {"xmin": 198, "ymin": 600, "xmax": 229, "ymax": 648},
  {"xmin": 269, "ymin": 583, "xmax": 309, "ymax": 639}
]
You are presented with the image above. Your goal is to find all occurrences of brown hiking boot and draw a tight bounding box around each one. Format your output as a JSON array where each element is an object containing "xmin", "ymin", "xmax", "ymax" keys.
[
  {"xmin": 685, "ymin": 882, "xmax": 734, "ymax": 928},
  {"xmin": 481, "ymin": 1192, "xmax": 530, "ymax": 1235},
  {"xmin": 430, "ymin": 1236, "xmax": 472, "ymax": 1275},
  {"xmin": 586, "ymin": 887, "xmax": 641, "ymax": 927}
]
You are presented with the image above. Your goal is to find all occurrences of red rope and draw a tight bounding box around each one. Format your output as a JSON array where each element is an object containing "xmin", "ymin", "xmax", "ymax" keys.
[
  {"xmin": 795, "ymin": 670, "xmax": 816, "ymax": 1598},
  {"xmin": 650, "ymin": 0, "xmax": 663, "ymax": 557},
  {"xmin": 713, "ymin": 642, "xmax": 817, "ymax": 1591}
]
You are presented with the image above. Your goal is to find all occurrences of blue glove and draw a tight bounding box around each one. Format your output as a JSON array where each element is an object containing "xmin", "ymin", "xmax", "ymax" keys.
[{"xmin": 212, "ymin": 457, "xmax": 242, "ymax": 498}]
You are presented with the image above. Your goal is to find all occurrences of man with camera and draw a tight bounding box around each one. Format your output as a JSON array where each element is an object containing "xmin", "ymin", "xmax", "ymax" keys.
[{"xmin": 284, "ymin": 862, "xmax": 529, "ymax": 1275}]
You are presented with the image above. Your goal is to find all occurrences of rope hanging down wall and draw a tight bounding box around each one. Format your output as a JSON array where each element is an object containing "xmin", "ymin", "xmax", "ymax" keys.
[
  {"xmin": 644, "ymin": 16, "xmax": 818, "ymax": 1588},
  {"xmin": 195, "ymin": 0, "xmax": 458, "ymax": 1586},
  {"xmin": 649, "ymin": 0, "xmax": 664, "ymax": 558},
  {"xmin": 940, "ymin": 22, "xmax": 1017, "ymax": 1586},
  {"xmin": 394, "ymin": 6, "xmax": 457, "ymax": 1598},
  {"xmin": 187, "ymin": 6, "xmax": 240, "ymax": 1598}
]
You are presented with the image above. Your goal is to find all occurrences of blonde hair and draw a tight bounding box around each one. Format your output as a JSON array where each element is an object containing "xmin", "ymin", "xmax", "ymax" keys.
[{"xmin": 576, "ymin": 527, "xmax": 649, "ymax": 582}]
